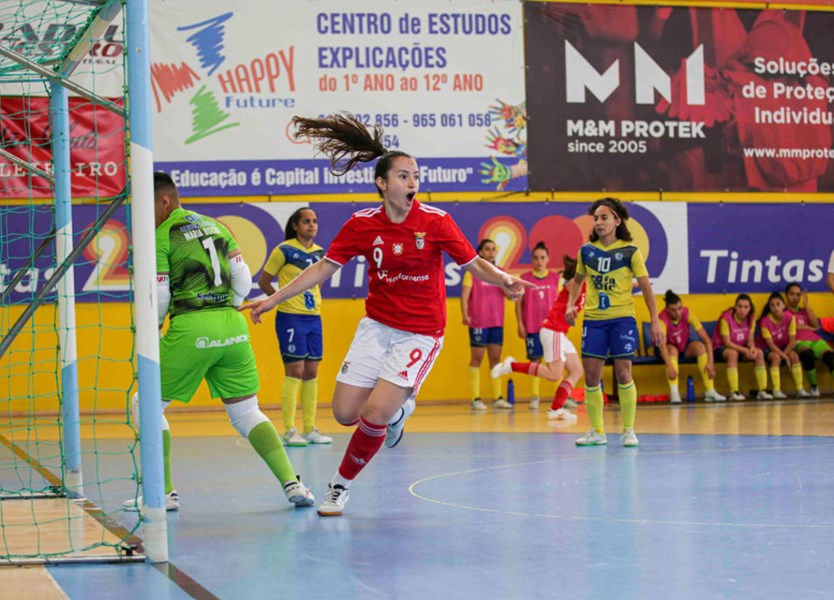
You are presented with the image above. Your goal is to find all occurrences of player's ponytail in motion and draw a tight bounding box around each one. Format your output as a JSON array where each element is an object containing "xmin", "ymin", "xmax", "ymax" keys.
[
  {"xmin": 292, "ymin": 112, "xmax": 412, "ymax": 197},
  {"xmin": 588, "ymin": 197, "xmax": 632, "ymax": 242}
]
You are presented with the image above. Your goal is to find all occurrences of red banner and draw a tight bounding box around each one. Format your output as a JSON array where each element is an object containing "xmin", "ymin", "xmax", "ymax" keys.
[
  {"xmin": 0, "ymin": 97, "xmax": 126, "ymax": 198},
  {"xmin": 525, "ymin": 4, "xmax": 834, "ymax": 192}
]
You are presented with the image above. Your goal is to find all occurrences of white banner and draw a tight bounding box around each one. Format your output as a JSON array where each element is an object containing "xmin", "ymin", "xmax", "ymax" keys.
[{"xmin": 149, "ymin": 0, "xmax": 526, "ymax": 195}]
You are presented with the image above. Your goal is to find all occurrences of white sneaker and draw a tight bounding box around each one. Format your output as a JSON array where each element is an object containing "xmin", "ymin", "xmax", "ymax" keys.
[
  {"xmin": 547, "ymin": 408, "xmax": 577, "ymax": 421},
  {"xmin": 123, "ymin": 489, "xmax": 180, "ymax": 512},
  {"xmin": 704, "ymin": 389, "xmax": 727, "ymax": 402},
  {"xmin": 669, "ymin": 388, "xmax": 682, "ymax": 404},
  {"xmin": 811, "ymin": 386, "xmax": 821, "ymax": 397},
  {"xmin": 622, "ymin": 429, "xmax": 639, "ymax": 447},
  {"xmin": 283, "ymin": 476, "xmax": 315, "ymax": 507},
  {"xmin": 563, "ymin": 399, "xmax": 578, "ymax": 409},
  {"xmin": 757, "ymin": 390, "xmax": 773, "ymax": 400},
  {"xmin": 575, "ymin": 430, "xmax": 607, "ymax": 446},
  {"xmin": 283, "ymin": 427, "xmax": 308, "ymax": 447},
  {"xmin": 796, "ymin": 389, "xmax": 811, "ymax": 398},
  {"xmin": 470, "ymin": 398, "xmax": 488, "ymax": 412},
  {"xmin": 302, "ymin": 428, "xmax": 333, "ymax": 444},
  {"xmin": 386, "ymin": 398, "xmax": 415, "ymax": 448},
  {"xmin": 529, "ymin": 397, "xmax": 540, "ymax": 410},
  {"xmin": 490, "ymin": 356, "xmax": 515, "ymax": 379},
  {"xmin": 317, "ymin": 484, "xmax": 349, "ymax": 517},
  {"xmin": 730, "ymin": 391, "xmax": 746, "ymax": 401},
  {"xmin": 492, "ymin": 398, "xmax": 513, "ymax": 410},
  {"xmin": 771, "ymin": 390, "xmax": 787, "ymax": 399}
]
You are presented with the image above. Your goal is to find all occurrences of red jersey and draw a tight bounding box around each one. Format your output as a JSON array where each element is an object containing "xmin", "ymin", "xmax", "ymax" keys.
[
  {"xmin": 542, "ymin": 282, "xmax": 586, "ymax": 333},
  {"xmin": 325, "ymin": 200, "xmax": 477, "ymax": 336}
]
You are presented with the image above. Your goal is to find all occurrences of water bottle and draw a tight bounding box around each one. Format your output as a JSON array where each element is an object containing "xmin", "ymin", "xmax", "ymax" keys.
[
  {"xmin": 507, "ymin": 378, "xmax": 515, "ymax": 406},
  {"xmin": 687, "ymin": 376, "xmax": 695, "ymax": 402}
]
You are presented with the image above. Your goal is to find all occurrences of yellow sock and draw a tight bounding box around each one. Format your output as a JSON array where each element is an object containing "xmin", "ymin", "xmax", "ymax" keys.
[
  {"xmin": 618, "ymin": 381, "xmax": 637, "ymax": 430},
  {"xmin": 727, "ymin": 367, "xmax": 739, "ymax": 393},
  {"xmin": 769, "ymin": 366, "xmax": 781, "ymax": 392},
  {"xmin": 491, "ymin": 375, "xmax": 503, "ymax": 400},
  {"xmin": 281, "ymin": 376, "xmax": 302, "ymax": 431},
  {"xmin": 790, "ymin": 363, "xmax": 803, "ymax": 392},
  {"xmin": 668, "ymin": 356, "xmax": 679, "ymax": 389},
  {"xmin": 585, "ymin": 385, "xmax": 605, "ymax": 433},
  {"xmin": 300, "ymin": 378, "xmax": 318, "ymax": 434},
  {"xmin": 468, "ymin": 367, "xmax": 481, "ymax": 400},
  {"xmin": 697, "ymin": 353, "xmax": 714, "ymax": 390},
  {"xmin": 530, "ymin": 376, "xmax": 541, "ymax": 399},
  {"xmin": 755, "ymin": 366, "xmax": 767, "ymax": 391}
]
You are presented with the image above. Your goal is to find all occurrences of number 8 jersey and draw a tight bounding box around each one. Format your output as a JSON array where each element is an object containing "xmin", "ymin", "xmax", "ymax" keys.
[
  {"xmin": 156, "ymin": 207, "xmax": 238, "ymax": 316},
  {"xmin": 577, "ymin": 239, "xmax": 648, "ymax": 321},
  {"xmin": 325, "ymin": 199, "xmax": 477, "ymax": 336}
]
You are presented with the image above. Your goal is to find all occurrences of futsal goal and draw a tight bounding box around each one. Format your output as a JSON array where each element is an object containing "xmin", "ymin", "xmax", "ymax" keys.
[{"xmin": 0, "ymin": 0, "xmax": 166, "ymax": 563}]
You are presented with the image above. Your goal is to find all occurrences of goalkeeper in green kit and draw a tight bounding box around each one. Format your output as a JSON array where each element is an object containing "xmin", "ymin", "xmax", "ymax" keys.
[{"xmin": 124, "ymin": 172, "xmax": 314, "ymax": 512}]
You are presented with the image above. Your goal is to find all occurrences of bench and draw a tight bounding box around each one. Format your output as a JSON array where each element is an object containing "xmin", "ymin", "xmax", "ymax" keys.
[{"xmin": 632, "ymin": 320, "xmax": 718, "ymax": 366}]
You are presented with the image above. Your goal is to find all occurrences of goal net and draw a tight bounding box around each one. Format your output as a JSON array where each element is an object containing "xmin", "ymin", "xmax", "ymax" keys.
[{"xmin": 0, "ymin": 0, "xmax": 162, "ymax": 563}]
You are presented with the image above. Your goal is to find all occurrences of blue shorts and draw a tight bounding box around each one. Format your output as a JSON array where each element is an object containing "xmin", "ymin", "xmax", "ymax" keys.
[
  {"xmin": 469, "ymin": 326, "xmax": 503, "ymax": 347},
  {"xmin": 275, "ymin": 312, "xmax": 323, "ymax": 363},
  {"xmin": 581, "ymin": 316, "xmax": 638, "ymax": 360},
  {"xmin": 525, "ymin": 333, "xmax": 543, "ymax": 360}
]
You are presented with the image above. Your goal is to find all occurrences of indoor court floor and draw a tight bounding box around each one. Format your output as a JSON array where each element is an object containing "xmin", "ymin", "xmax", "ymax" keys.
[{"xmin": 3, "ymin": 398, "xmax": 834, "ymax": 599}]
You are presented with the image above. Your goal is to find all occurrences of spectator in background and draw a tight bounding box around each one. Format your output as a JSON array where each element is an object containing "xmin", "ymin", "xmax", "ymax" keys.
[
  {"xmin": 712, "ymin": 294, "xmax": 770, "ymax": 401},
  {"xmin": 785, "ymin": 282, "xmax": 833, "ymax": 397},
  {"xmin": 461, "ymin": 239, "xmax": 512, "ymax": 411},
  {"xmin": 757, "ymin": 291, "xmax": 809, "ymax": 398},
  {"xmin": 258, "ymin": 207, "xmax": 332, "ymax": 447},
  {"xmin": 512, "ymin": 242, "xmax": 561, "ymax": 409},
  {"xmin": 657, "ymin": 290, "xmax": 726, "ymax": 403}
]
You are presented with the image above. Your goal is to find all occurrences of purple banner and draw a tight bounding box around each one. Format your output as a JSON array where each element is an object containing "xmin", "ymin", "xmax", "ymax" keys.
[
  {"xmin": 154, "ymin": 157, "xmax": 526, "ymax": 196},
  {"xmin": 23, "ymin": 199, "xmax": 834, "ymax": 305},
  {"xmin": 687, "ymin": 203, "xmax": 834, "ymax": 293}
]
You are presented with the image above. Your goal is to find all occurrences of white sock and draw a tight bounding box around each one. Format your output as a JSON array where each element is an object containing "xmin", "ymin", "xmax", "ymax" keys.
[{"xmin": 332, "ymin": 473, "xmax": 351, "ymax": 489}]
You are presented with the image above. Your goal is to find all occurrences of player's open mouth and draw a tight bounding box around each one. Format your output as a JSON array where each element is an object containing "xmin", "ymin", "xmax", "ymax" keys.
[{"xmin": 406, "ymin": 193, "xmax": 416, "ymax": 201}]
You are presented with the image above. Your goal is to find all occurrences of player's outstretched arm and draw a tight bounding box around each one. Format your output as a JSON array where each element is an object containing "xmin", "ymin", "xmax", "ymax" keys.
[
  {"xmin": 465, "ymin": 257, "xmax": 534, "ymax": 301},
  {"xmin": 564, "ymin": 274, "xmax": 585, "ymax": 326},
  {"xmin": 239, "ymin": 259, "xmax": 340, "ymax": 324}
]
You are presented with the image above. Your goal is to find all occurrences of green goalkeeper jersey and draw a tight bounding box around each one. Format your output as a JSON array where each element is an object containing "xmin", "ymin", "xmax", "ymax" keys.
[{"xmin": 156, "ymin": 207, "xmax": 239, "ymax": 318}]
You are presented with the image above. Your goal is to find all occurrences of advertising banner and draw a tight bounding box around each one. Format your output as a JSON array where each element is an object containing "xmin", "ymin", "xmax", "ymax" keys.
[
  {"xmin": 149, "ymin": 0, "xmax": 526, "ymax": 196},
  {"xmin": 5, "ymin": 200, "xmax": 831, "ymax": 306},
  {"xmin": 687, "ymin": 203, "xmax": 834, "ymax": 294},
  {"xmin": 1, "ymin": 200, "xmax": 688, "ymax": 304},
  {"xmin": 0, "ymin": 97, "xmax": 126, "ymax": 198},
  {"xmin": 525, "ymin": 3, "xmax": 834, "ymax": 192}
]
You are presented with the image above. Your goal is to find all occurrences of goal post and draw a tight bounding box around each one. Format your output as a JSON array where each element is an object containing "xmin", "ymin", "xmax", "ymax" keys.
[
  {"xmin": 0, "ymin": 0, "xmax": 167, "ymax": 564},
  {"xmin": 126, "ymin": 0, "xmax": 168, "ymax": 564}
]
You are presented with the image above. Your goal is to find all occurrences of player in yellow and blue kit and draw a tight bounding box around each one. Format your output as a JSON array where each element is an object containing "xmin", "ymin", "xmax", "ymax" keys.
[
  {"xmin": 259, "ymin": 208, "xmax": 332, "ymax": 447},
  {"xmin": 565, "ymin": 198, "xmax": 664, "ymax": 447}
]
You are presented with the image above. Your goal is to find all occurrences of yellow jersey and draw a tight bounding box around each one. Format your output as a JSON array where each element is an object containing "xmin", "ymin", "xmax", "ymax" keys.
[
  {"xmin": 262, "ymin": 238, "xmax": 325, "ymax": 315},
  {"xmin": 577, "ymin": 239, "xmax": 648, "ymax": 321}
]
